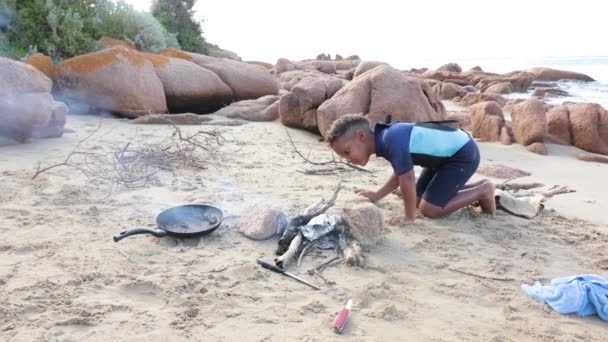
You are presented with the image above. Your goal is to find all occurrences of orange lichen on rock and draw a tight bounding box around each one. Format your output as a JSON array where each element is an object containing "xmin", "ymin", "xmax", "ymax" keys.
[
  {"xmin": 159, "ymin": 48, "xmax": 193, "ymax": 61},
  {"xmin": 26, "ymin": 53, "xmax": 53, "ymax": 78},
  {"xmin": 139, "ymin": 52, "xmax": 170, "ymax": 68},
  {"xmin": 100, "ymin": 36, "xmax": 136, "ymax": 50},
  {"xmin": 55, "ymin": 46, "xmax": 149, "ymax": 75}
]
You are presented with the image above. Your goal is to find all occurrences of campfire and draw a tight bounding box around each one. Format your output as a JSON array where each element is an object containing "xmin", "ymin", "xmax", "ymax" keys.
[{"xmin": 272, "ymin": 181, "xmax": 365, "ymax": 275}]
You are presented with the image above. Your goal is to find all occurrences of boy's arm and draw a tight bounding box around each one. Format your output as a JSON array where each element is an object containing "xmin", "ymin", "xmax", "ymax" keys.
[
  {"xmin": 355, "ymin": 173, "xmax": 399, "ymax": 202},
  {"xmin": 398, "ymin": 170, "xmax": 417, "ymax": 221},
  {"xmin": 375, "ymin": 173, "xmax": 400, "ymax": 199}
]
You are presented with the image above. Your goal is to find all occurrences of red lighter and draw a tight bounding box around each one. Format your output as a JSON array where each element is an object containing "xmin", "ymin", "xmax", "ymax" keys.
[{"xmin": 333, "ymin": 299, "xmax": 353, "ymax": 334}]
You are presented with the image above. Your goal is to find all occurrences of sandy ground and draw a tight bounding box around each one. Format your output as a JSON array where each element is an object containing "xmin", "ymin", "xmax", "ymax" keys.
[{"xmin": 0, "ymin": 111, "xmax": 607, "ymax": 342}]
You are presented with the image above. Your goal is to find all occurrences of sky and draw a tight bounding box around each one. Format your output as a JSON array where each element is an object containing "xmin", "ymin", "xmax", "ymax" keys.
[{"xmin": 127, "ymin": 0, "xmax": 607, "ymax": 70}]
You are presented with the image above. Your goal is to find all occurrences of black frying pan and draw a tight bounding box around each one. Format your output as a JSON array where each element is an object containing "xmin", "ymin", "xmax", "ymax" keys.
[{"xmin": 113, "ymin": 204, "xmax": 223, "ymax": 242}]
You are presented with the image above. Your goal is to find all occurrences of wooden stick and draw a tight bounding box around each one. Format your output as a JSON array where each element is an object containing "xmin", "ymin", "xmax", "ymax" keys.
[
  {"xmin": 297, "ymin": 243, "xmax": 312, "ymax": 267},
  {"xmin": 296, "ymin": 166, "xmax": 351, "ymax": 175},
  {"xmin": 275, "ymin": 232, "xmax": 302, "ymax": 268},
  {"xmin": 313, "ymin": 270, "xmax": 336, "ymax": 285},
  {"xmin": 543, "ymin": 186, "xmax": 576, "ymax": 198},
  {"xmin": 496, "ymin": 182, "xmax": 544, "ymax": 191},
  {"xmin": 448, "ymin": 268, "xmax": 515, "ymax": 282},
  {"xmin": 307, "ymin": 256, "xmax": 342, "ymax": 275},
  {"xmin": 344, "ymin": 240, "xmax": 365, "ymax": 268},
  {"xmin": 299, "ymin": 180, "xmax": 342, "ymax": 221}
]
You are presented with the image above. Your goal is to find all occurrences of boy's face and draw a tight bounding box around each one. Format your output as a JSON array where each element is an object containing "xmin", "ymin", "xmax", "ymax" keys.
[{"xmin": 331, "ymin": 129, "xmax": 373, "ymax": 166}]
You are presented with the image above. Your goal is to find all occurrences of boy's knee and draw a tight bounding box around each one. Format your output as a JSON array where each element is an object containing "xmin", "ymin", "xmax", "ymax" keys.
[{"xmin": 419, "ymin": 203, "xmax": 442, "ymax": 218}]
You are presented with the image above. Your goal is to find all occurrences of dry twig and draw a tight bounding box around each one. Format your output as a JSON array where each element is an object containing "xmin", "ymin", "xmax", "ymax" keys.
[
  {"xmin": 32, "ymin": 116, "xmax": 104, "ymax": 179},
  {"xmin": 448, "ymin": 268, "xmax": 515, "ymax": 282},
  {"xmin": 31, "ymin": 115, "xmax": 226, "ymax": 192},
  {"xmin": 285, "ymin": 128, "xmax": 370, "ymax": 173},
  {"xmin": 307, "ymin": 256, "xmax": 343, "ymax": 275}
]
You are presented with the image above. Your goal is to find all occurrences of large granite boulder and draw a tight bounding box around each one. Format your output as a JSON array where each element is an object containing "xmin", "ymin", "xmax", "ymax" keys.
[
  {"xmin": 53, "ymin": 46, "xmax": 167, "ymax": 117},
  {"xmin": 469, "ymin": 101, "xmax": 504, "ymax": 141},
  {"xmin": 0, "ymin": 57, "xmax": 67, "ymax": 140},
  {"xmin": 510, "ymin": 99, "xmax": 547, "ymax": 146},
  {"xmin": 527, "ymin": 67, "xmax": 594, "ymax": 82},
  {"xmin": 140, "ymin": 52, "xmax": 233, "ymax": 113},
  {"xmin": 213, "ymin": 95, "xmax": 280, "ymax": 121},
  {"xmin": 317, "ymin": 65, "xmax": 446, "ymax": 137},
  {"xmin": 161, "ymin": 48, "xmax": 279, "ymax": 101}
]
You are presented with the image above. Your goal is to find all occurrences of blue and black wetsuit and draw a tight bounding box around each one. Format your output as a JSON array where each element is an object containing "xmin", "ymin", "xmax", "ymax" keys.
[{"xmin": 374, "ymin": 122, "xmax": 480, "ymax": 207}]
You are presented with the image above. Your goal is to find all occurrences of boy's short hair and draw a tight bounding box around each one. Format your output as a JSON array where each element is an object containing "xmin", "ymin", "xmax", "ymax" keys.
[{"xmin": 326, "ymin": 114, "xmax": 373, "ymax": 144}]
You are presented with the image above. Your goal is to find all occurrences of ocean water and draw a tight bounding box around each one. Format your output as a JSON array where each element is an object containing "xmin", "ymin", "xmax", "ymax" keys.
[
  {"xmin": 456, "ymin": 56, "xmax": 608, "ymax": 109},
  {"xmin": 399, "ymin": 56, "xmax": 608, "ymax": 109}
]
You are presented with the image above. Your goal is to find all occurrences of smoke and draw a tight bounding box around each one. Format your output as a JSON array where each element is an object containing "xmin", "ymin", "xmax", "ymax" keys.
[
  {"xmin": 0, "ymin": 1, "xmax": 15, "ymax": 30},
  {"xmin": 0, "ymin": 15, "xmax": 9, "ymax": 30},
  {"xmin": 0, "ymin": 2, "xmax": 15, "ymax": 57}
]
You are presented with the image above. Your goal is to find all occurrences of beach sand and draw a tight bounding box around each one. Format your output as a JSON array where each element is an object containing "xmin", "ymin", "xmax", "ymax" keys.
[{"xmin": 0, "ymin": 110, "xmax": 606, "ymax": 341}]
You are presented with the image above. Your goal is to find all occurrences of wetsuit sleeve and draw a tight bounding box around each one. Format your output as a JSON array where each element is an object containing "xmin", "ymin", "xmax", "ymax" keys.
[{"xmin": 384, "ymin": 128, "xmax": 413, "ymax": 175}]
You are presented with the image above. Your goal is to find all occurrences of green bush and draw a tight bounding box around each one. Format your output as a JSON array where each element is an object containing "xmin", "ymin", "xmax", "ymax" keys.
[{"xmin": 0, "ymin": 0, "xmax": 188, "ymax": 61}]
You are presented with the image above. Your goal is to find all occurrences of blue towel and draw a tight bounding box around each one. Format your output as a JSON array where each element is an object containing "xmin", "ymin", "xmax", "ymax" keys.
[{"xmin": 521, "ymin": 274, "xmax": 608, "ymax": 321}]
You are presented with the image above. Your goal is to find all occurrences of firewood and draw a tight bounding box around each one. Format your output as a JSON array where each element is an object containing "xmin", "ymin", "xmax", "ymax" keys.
[
  {"xmin": 344, "ymin": 240, "xmax": 365, "ymax": 268},
  {"xmin": 276, "ymin": 181, "xmax": 342, "ymax": 255},
  {"xmin": 275, "ymin": 232, "xmax": 302, "ymax": 268}
]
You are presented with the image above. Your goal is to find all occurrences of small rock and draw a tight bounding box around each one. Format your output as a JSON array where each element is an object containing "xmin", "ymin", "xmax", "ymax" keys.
[
  {"xmin": 532, "ymin": 87, "xmax": 569, "ymax": 97},
  {"xmin": 238, "ymin": 204, "xmax": 288, "ymax": 240},
  {"xmin": 341, "ymin": 202, "xmax": 384, "ymax": 247},
  {"xmin": 526, "ymin": 142, "xmax": 548, "ymax": 155}
]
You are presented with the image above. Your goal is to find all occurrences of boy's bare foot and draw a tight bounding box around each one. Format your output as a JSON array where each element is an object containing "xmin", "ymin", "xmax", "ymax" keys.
[{"xmin": 478, "ymin": 182, "xmax": 497, "ymax": 216}]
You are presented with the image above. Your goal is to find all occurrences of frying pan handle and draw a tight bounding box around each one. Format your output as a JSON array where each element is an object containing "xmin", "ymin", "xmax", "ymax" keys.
[{"xmin": 113, "ymin": 228, "xmax": 168, "ymax": 242}]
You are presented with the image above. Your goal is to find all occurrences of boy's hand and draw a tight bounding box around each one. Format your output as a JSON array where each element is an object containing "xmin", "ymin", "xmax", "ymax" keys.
[
  {"xmin": 388, "ymin": 215, "xmax": 415, "ymax": 226},
  {"xmin": 354, "ymin": 189, "xmax": 379, "ymax": 202}
]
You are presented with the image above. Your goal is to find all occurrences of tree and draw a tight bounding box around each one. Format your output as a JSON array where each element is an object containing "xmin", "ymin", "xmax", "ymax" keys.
[
  {"xmin": 96, "ymin": 0, "xmax": 179, "ymax": 53},
  {"xmin": 151, "ymin": 0, "xmax": 215, "ymax": 54}
]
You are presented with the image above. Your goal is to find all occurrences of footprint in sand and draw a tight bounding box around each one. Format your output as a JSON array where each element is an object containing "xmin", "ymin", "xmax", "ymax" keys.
[
  {"xmin": 362, "ymin": 303, "xmax": 405, "ymax": 321},
  {"xmin": 595, "ymin": 258, "xmax": 608, "ymax": 270},
  {"xmin": 357, "ymin": 282, "xmax": 392, "ymax": 308},
  {"xmin": 299, "ymin": 300, "xmax": 327, "ymax": 315},
  {"xmin": 121, "ymin": 280, "xmax": 162, "ymax": 295}
]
